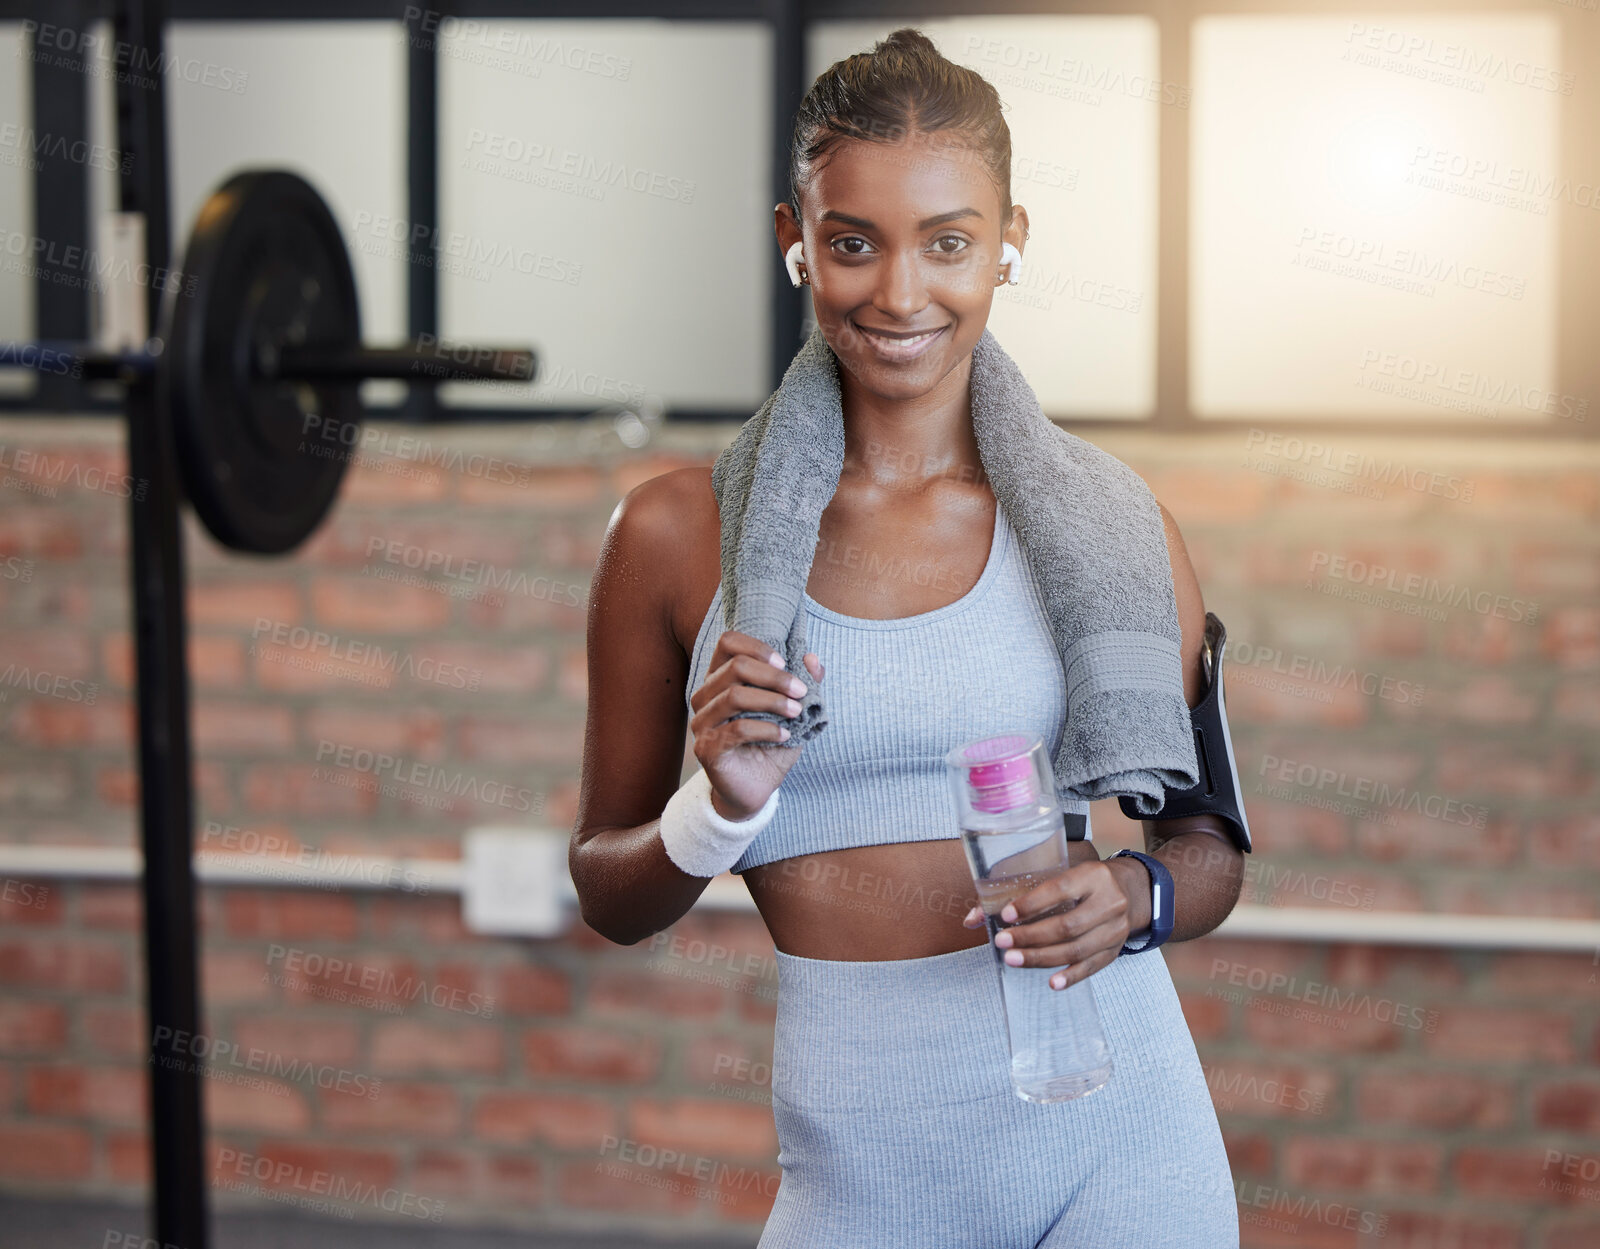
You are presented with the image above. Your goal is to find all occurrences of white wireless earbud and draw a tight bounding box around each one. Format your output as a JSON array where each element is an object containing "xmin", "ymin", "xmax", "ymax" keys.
[
  {"xmin": 999, "ymin": 241, "xmax": 1023, "ymax": 286},
  {"xmin": 785, "ymin": 240, "xmax": 807, "ymax": 288}
]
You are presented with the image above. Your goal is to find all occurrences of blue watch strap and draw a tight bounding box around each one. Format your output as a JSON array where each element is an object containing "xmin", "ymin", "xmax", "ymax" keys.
[{"xmin": 1112, "ymin": 849, "xmax": 1175, "ymax": 954}]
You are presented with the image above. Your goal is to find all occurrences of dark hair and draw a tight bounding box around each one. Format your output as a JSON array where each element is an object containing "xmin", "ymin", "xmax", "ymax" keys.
[{"xmin": 788, "ymin": 27, "xmax": 1012, "ymax": 228}]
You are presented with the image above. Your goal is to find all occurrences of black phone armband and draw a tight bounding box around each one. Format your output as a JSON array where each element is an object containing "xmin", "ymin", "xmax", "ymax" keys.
[{"xmin": 1118, "ymin": 611, "xmax": 1252, "ymax": 852}]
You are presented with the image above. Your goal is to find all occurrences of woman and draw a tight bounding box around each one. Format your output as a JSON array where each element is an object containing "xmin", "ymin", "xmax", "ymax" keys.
[{"xmin": 572, "ymin": 28, "xmax": 1244, "ymax": 1248}]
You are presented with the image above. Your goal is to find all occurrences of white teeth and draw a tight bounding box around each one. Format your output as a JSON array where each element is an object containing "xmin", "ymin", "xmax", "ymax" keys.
[{"xmin": 865, "ymin": 328, "xmax": 938, "ymax": 345}]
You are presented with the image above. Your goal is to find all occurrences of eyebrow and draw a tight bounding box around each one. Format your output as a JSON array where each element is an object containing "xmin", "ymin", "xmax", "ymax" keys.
[{"xmin": 818, "ymin": 208, "xmax": 985, "ymax": 230}]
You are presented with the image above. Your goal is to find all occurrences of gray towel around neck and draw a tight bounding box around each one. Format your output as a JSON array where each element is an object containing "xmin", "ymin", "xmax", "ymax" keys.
[{"xmin": 709, "ymin": 324, "xmax": 1199, "ymax": 814}]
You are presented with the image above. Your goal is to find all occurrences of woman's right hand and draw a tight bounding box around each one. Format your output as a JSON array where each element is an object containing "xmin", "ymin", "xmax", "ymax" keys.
[{"xmin": 688, "ymin": 631, "xmax": 823, "ymax": 820}]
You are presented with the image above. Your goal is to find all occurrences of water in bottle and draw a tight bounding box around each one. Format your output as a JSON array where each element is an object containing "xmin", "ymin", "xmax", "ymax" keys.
[{"xmin": 945, "ymin": 733, "xmax": 1113, "ymax": 1102}]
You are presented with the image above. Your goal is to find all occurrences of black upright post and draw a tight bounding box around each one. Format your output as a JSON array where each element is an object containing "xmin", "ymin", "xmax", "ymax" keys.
[
  {"xmin": 404, "ymin": 5, "xmax": 439, "ymax": 423},
  {"xmin": 770, "ymin": 0, "xmax": 805, "ymax": 388},
  {"xmin": 30, "ymin": 0, "xmax": 90, "ymax": 413},
  {"xmin": 111, "ymin": 2, "xmax": 209, "ymax": 1247}
]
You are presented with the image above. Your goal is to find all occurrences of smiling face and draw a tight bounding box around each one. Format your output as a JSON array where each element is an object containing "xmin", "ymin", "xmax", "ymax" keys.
[{"xmin": 777, "ymin": 129, "xmax": 1028, "ymax": 403}]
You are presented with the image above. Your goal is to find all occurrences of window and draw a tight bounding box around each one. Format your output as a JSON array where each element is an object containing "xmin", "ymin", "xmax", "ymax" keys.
[
  {"xmin": 86, "ymin": 19, "xmax": 409, "ymax": 402},
  {"xmin": 1191, "ymin": 13, "xmax": 1563, "ymax": 423},
  {"xmin": 437, "ymin": 20, "xmax": 772, "ymax": 411}
]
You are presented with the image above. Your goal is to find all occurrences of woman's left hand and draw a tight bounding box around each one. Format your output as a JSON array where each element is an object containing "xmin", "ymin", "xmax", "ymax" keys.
[{"xmin": 960, "ymin": 857, "xmax": 1151, "ymax": 990}]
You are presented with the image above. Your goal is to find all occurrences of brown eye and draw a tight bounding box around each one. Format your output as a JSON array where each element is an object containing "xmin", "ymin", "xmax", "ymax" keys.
[
  {"xmin": 831, "ymin": 236, "xmax": 873, "ymax": 256},
  {"xmin": 932, "ymin": 235, "xmax": 970, "ymax": 255}
]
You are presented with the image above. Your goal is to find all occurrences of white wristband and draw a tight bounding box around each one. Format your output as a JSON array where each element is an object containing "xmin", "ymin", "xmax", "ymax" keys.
[{"xmin": 659, "ymin": 767, "xmax": 781, "ymax": 878}]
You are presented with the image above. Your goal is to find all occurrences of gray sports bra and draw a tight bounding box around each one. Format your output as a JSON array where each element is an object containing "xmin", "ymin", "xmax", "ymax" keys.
[{"xmin": 683, "ymin": 504, "xmax": 1092, "ymax": 874}]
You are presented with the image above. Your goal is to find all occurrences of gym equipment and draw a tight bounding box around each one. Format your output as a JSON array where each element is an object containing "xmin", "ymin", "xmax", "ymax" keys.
[
  {"xmin": 1, "ymin": 5, "xmax": 540, "ymax": 1245},
  {"xmin": 1, "ymin": 168, "xmax": 536, "ymax": 553}
]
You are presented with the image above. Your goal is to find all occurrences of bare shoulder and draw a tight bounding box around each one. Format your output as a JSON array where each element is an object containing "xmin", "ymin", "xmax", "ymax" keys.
[
  {"xmin": 605, "ymin": 465, "xmax": 712, "ymax": 550},
  {"xmin": 576, "ymin": 466, "xmax": 716, "ymax": 846},
  {"xmin": 1153, "ymin": 501, "xmax": 1208, "ymax": 708},
  {"xmin": 598, "ymin": 465, "xmax": 719, "ymax": 654}
]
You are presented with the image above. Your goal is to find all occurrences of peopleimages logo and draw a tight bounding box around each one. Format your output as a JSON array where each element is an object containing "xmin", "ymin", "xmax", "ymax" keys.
[
  {"xmin": 1203, "ymin": 1065, "xmax": 1327, "ymax": 1115},
  {"xmin": 250, "ymin": 619, "xmax": 483, "ymax": 691},
  {"xmin": 404, "ymin": 7, "xmax": 632, "ymax": 80},
  {"xmin": 1342, "ymin": 21, "xmax": 1575, "ymax": 95},
  {"xmin": 1258, "ymin": 753, "xmax": 1489, "ymax": 829},
  {"xmin": 311, "ymin": 739, "xmax": 542, "ymax": 816},
  {"xmin": 1307, "ymin": 552, "xmax": 1539, "ymax": 625},
  {"xmin": 1227, "ymin": 638, "xmax": 1425, "ymax": 707},
  {"xmin": 1243, "ymin": 428, "xmax": 1475, "ymax": 502},
  {"xmin": 1294, "ymin": 225, "xmax": 1526, "ymax": 299},
  {"xmin": 1210, "ymin": 959, "xmax": 1439, "ymax": 1032},
  {"xmin": 596, "ymin": 1135, "xmax": 779, "ymax": 1204},
  {"xmin": 212, "ymin": 1147, "xmax": 446, "ymax": 1221},
  {"xmin": 1235, "ymin": 1180, "xmax": 1390, "ymax": 1237},
  {"xmin": 0, "ymin": 122, "xmax": 131, "ymax": 173},
  {"xmin": 150, "ymin": 1026, "xmax": 382, "ymax": 1099},
  {"xmin": 264, "ymin": 944, "xmax": 495, "ymax": 1017},
  {"xmin": 0, "ymin": 442, "xmax": 147, "ymax": 498},
  {"xmin": 1356, "ymin": 348, "xmax": 1587, "ymax": 422}
]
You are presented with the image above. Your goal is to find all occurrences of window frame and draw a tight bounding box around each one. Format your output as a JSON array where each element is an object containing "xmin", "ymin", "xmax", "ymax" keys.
[{"xmin": 0, "ymin": 0, "xmax": 1591, "ymax": 438}]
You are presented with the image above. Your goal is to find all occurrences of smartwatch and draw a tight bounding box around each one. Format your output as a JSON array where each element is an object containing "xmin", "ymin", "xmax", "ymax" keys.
[{"xmin": 1112, "ymin": 849, "xmax": 1174, "ymax": 954}]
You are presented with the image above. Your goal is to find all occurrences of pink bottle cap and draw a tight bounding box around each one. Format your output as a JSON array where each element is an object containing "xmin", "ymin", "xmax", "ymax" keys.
[{"xmin": 955, "ymin": 734, "xmax": 1039, "ymax": 813}]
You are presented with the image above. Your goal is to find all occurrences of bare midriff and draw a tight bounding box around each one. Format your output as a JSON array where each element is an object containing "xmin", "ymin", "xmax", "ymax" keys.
[{"xmin": 742, "ymin": 838, "xmax": 1102, "ymax": 960}]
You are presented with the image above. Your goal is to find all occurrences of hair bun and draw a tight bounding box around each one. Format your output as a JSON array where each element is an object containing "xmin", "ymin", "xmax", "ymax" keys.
[
  {"xmin": 879, "ymin": 27, "xmax": 940, "ymax": 55},
  {"xmin": 788, "ymin": 24, "xmax": 1013, "ymax": 223}
]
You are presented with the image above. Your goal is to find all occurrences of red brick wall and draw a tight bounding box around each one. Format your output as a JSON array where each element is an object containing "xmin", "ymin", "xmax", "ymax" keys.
[{"xmin": 1, "ymin": 418, "xmax": 1597, "ymax": 1244}]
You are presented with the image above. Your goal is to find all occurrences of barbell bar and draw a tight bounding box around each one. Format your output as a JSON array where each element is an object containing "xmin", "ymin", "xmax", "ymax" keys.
[
  {"xmin": 0, "ymin": 337, "xmax": 536, "ymax": 384},
  {"xmin": 0, "ymin": 339, "xmax": 160, "ymax": 380},
  {"xmin": 260, "ymin": 342, "xmax": 535, "ymax": 383},
  {"xmin": 0, "ymin": 168, "xmax": 540, "ymax": 554}
]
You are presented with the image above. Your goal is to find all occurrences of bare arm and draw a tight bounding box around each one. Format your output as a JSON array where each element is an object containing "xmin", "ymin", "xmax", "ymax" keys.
[{"xmin": 568, "ymin": 473, "xmax": 714, "ymax": 945}]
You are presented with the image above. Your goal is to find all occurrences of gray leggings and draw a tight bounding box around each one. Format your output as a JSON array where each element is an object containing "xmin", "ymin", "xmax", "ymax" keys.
[{"xmin": 757, "ymin": 941, "xmax": 1239, "ymax": 1249}]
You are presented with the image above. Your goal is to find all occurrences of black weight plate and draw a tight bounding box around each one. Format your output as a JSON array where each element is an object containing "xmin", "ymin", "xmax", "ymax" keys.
[{"xmin": 167, "ymin": 169, "xmax": 362, "ymax": 554}]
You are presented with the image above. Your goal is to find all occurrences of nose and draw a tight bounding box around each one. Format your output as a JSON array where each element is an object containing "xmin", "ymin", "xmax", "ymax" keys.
[{"xmin": 870, "ymin": 247, "xmax": 929, "ymax": 322}]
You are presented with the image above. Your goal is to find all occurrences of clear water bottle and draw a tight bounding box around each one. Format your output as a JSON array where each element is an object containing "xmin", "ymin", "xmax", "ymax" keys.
[{"xmin": 944, "ymin": 733, "xmax": 1114, "ymax": 1102}]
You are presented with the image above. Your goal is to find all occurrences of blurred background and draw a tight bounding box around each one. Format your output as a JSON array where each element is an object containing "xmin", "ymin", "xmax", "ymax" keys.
[{"xmin": 0, "ymin": 2, "xmax": 1597, "ymax": 1247}]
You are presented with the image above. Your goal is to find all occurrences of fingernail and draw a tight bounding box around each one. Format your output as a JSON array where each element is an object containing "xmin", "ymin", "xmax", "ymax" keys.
[
  {"xmin": 1000, "ymin": 904, "xmax": 1017, "ymax": 923},
  {"xmin": 788, "ymin": 678, "xmax": 805, "ymax": 696},
  {"xmin": 1004, "ymin": 950, "xmax": 1024, "ymax": 966},
  {"xmin": 1051, "ymin": 973, "xmax": 1066, "ymax": 989},
  {"xmin": 769, "ymin": 651, "xmax": 784, "ymax": 668},
  {"xmin": 964, "ymin": 906, "xmax": 980, "ymax": 924},
  {"xmin": 778, "ymin": 726, "xmax": 790, "ymax": 741},
  {"xmin": 994, "ymin": 930, "xmax": 1013, "ymax": 948}
]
